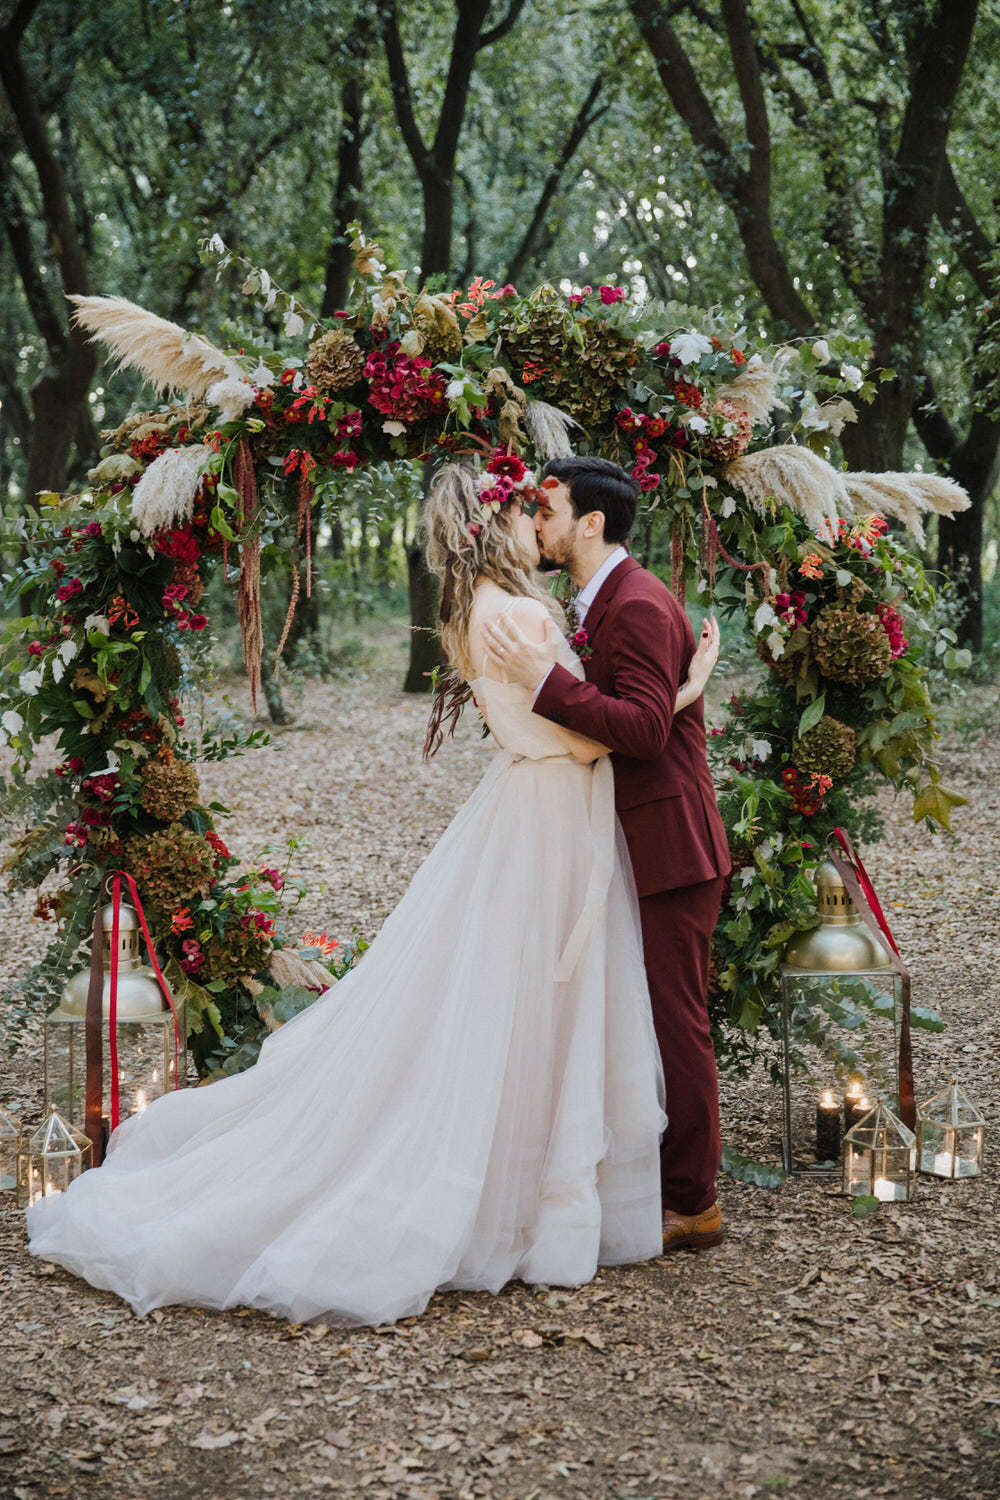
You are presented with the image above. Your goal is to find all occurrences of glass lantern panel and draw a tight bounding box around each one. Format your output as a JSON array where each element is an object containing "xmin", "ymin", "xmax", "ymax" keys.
[
  {"xmin": 114, "ymin": 1018, "xmax": 179, "ymax": 1119},
  {"xmin": 44, "ymin": 1018, "xmax": 85, "ymax": 1126},
  {"xmin": 0, "ymin": 1107, "xmax": 20, "ymax": 1191},
  {"xmin": 843, "ymin": 1144, "xmax": 875, "ymax": 1197}
]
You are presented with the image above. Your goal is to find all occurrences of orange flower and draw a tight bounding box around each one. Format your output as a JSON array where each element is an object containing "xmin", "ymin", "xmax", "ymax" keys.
[
  {"xmin": 300, "ymin": 930, "xmax": 339, "ymax": 956},
  {"xmin": 171, "ymin": 906, "xmax": 194, "ymax": 934},
  {"xmin": 799, "ymin": 554, "xmax": 824, "ymax": 580}
]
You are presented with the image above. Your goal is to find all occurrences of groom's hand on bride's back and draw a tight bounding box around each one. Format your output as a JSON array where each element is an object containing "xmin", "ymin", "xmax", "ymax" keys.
[{"xmin": 482, "ymin": 612, "xmax": 561, "ymax": 690}]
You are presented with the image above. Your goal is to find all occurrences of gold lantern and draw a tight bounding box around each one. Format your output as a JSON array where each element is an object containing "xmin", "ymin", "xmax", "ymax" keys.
[
  {"xmin": 44, "ymin": 901, "xmax": 185, "ymax": 1130},
  {"xmin": 842, "ymin": 1099, "xmax": 916, "ymax": 1202},
  {"xmin": 0, "ymin": 1104, "xmax": 22, "ymax": 1191},
  {"xmin": 16, "ymin": 1108, "xmax": 92, "ymax": 1207},
  {"xmin": 917, "ymin": 1079, "xmax": 984, "ymax": 1179},
  {"xmin": 779, "ymin": 862, "xmax": 902, "ymax": 1173}
]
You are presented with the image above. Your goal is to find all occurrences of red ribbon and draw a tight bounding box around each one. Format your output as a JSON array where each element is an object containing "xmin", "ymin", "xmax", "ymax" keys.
[
  {"xmin": 106, "ymin": 871, "xmax": 183, "ymax": 1130},
  {"xmin": 831, "ymin": 827, "xmax": 902, "ymax": 960}
]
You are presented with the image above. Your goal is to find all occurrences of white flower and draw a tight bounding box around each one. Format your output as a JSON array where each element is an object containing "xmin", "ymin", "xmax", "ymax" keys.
[
  {"xmin": 445, "ymin": 379, "xmax": 465, "ymax": 400},
  {"xmin": 740, "ymin": 867, "xmax": 756, "ymax": 888},
  {"xmin": 721, "ymin": 495, "xmax": 737, "ymax": 519},
  {"xmin": 52, "ymin": 657, "xmax": 65, "ymax": 684},
  {"xmin": 58, "ymin": 639, "xmax": 79, "ymax": 663},
  {"xmin": 670, "ymin": 331, "xmax": 713, "ymax": 366},
  {"xmin": 841, "ymin": 363, "xmax": 863, "ymax": 390},
  {"xmin": 747, "ymin": 353, "xmax": 763, "ymax": 370},
  {"xmin": 382, "ymin": 420, "xmax": 407, "ymax": 437},
  {"xmin": 283, "ymin": 309, "xmax": 305, "ymax": 338},
  {"xmin": 800, "ymin": 404, "xmax": 830, "ymax": 432},
  {"xmin": 812, "ymin": 338, "xmax": 831, "ymax": 363},
  {"xmin": 750, "ymin": 738, "xmax": 772, "ymax": 762},
  {"xmin": 249, "ymin": 360, "xmax": 275, "ymax": 388},
  {"xmin": 207, "ymin": 233, "xmax": 227, "ymax": 255},
  {"xmin": 19, "ymin": 669, "xmax": 43, "ymax": 695},
  {"xmin": 766, "ymin": 628, "xmax": 786, "ymax": 659},
  {"xmin": 1, "ymin": 709, "xmax": 24, "ymax": 735},
  {"xmin": 753, "ymin": 601, "xmax": 778, "ymax": 634},
  {"xmin": 399, "ymin": 329, "xmax": 422, "ymax": 357},
  {"xmin": 687, "ymin": 414, "xmax": 709, "ymax": 435}
]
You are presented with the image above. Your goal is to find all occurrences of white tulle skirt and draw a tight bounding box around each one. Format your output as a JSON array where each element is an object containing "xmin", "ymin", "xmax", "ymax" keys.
[{"xmin": 28, "ymin": 750, "xmax": 666, "ymax": 1325}]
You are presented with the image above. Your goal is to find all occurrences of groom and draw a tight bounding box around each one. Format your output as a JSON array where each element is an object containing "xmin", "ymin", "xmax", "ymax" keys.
[{"xmin": 483, "ymin": 456, "xmax": 731, "ymax": 1250}]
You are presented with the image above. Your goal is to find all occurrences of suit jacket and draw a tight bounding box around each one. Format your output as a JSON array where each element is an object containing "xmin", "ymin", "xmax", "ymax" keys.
[{"xmin": 534, "ymin": 556, "xmax": 731, "ymax": 898}]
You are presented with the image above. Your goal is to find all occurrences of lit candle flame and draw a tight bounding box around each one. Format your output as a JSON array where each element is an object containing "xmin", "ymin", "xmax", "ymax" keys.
[
  {"xmin": 820, "ymin": 1089, "xmax": 837, "ymax": 1109},
  {"xmin": 134, "ymin": 1090, "xmax": 147, "ymax": 1115},
  {"xmin": 845, "ymin": 1080, "xmax": 863, "ymax": 1101}
]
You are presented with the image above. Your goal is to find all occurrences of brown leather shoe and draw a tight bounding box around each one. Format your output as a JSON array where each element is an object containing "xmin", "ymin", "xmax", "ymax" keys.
[{"xmin": 661, "ymin": 1202, "xmax": 724, "ymax": 1252}]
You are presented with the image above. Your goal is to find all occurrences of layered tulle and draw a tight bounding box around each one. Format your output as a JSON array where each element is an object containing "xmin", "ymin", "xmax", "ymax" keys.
[{"xmin": 29, "ymin": 671, "xmax": 666, "ymax": 1326}]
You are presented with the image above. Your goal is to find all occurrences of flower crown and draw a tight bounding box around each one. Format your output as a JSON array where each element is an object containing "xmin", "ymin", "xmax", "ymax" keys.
[{"xmin": 475, "ymin": 450, "xmax": 538, "ymax": 517}]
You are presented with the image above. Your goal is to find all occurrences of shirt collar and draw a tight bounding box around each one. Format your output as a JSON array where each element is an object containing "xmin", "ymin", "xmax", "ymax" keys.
[{"xmin": 575, "ymin": 546, "xmax": 629, "ymax": 620}]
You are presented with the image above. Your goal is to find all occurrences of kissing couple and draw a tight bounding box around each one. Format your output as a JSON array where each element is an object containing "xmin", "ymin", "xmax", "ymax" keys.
[{"xmin": 29, "ymin": 455, "xmax": 731, "ymax": 1327}]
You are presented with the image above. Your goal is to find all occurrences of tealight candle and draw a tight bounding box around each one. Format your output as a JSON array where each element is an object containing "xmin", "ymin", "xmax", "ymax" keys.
[
  {"xmin": 816, "ymin": 1089, "xmax": 841, "ymax": 1163},
  {"xmin": 873, "ymin": 1177, "xmax": 904, "ymax": 1202}
]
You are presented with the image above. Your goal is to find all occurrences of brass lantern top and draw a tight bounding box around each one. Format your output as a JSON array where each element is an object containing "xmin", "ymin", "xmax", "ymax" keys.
[
  {"xmin": 783, "ymin": 860, "xmax": 894, "ymax": 973},
  {"xmin": 843, "ymin": 1098, "xmax": 916, "ymax": 1152}
]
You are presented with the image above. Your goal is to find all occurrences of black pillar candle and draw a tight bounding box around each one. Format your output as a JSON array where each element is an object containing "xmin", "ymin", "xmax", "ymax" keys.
[{"xmin": 816, "ymin": 1091, "xmax": 842, "ymax": 1162}]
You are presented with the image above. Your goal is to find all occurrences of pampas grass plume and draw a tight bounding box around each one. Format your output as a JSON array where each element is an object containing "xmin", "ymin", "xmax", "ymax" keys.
[
  {"xmin": 724, "ymin": 444, "xmax": 846, "ymax": 532},
  {"xmin": 69, "ymin": 294, "xmax": 244, "ymax": 397},
  {"xmin": 715, "ymin": 362, "xmax": 783, "ymax": 426},
  {"xmin": 525, "ymin": 400, "xmax": 580, "ymax": 459},
  {"xmin": 131, "ymin": 445, "xmax": 211, "ymax": 536}
]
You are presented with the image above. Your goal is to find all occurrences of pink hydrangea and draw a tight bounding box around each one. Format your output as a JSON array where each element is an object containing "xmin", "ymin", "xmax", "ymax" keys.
[{"xmin": 877, "ymin": 603, "xmax": 908, "ymax": 658}]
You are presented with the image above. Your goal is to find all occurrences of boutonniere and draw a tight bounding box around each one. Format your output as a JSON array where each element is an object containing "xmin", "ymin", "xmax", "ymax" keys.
[{"xmin": 571, "ymin": 626, "xmax": 593, "ymax": 660}]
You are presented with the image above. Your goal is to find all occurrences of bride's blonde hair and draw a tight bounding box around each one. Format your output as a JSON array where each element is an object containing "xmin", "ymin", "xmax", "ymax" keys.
[{"xmin": 422, "ymin": 462, "xmax": 563, "ymax": 755}]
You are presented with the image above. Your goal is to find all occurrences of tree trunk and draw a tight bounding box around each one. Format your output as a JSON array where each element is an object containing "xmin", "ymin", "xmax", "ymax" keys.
[
  {"xmin": 402, "ymin": 539, "xmax": 441, "ymax": 693},
  {"xmin": 320, "ymin": 65, "xmax": 365, "ymax": 317}
]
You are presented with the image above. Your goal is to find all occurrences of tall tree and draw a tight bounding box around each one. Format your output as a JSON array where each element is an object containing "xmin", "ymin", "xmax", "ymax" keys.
[
  {"xmin": 627, "ymin": 0, "xmax": 995, "ymax": 646},
  {"xmin": 0, "ymin": 0, "xmax": 96, "ymax": 506}
]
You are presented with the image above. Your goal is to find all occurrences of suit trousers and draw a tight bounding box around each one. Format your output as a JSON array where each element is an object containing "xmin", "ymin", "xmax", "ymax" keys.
[{"xmin": 638, "ymin": 876, "xmax": 725, "ymax": 1216}]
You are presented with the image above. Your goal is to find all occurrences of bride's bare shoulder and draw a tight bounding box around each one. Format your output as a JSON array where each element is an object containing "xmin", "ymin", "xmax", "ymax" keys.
[{"xmin": 470, "ymin": 581, "xmax": 520, "ymax": 621}]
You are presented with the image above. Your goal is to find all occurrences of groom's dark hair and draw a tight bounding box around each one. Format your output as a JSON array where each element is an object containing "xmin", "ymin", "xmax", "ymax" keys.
[{"xmin": 542, "ymin": 456, "xmax": 638, "ymax": 544}]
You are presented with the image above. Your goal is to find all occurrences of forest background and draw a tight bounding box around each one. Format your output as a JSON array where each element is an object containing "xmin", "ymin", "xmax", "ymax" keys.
[{"xmin": 1, "ymin": 0, "xmax": 998, "ymax": 698}]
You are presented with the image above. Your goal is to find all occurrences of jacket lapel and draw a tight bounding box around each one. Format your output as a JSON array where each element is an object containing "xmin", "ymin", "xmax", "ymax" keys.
[{"xmin": 581, "ymin": 554, "xmax": 640, "ymax": 643}]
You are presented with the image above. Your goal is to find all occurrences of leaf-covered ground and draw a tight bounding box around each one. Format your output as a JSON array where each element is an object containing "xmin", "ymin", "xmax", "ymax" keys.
[{"xmin": 2, "ymin": 638, "xmax": 998, "ymax": 1499}]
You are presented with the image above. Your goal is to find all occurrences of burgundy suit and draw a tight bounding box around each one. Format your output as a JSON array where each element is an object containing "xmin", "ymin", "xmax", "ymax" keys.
[{"xmin": 534, "ymin": 556, "xmax": 730, "ymax": 1214}]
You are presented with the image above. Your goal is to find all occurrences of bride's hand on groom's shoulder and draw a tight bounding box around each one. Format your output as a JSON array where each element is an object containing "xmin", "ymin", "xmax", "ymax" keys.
[
  {"xmin": 689, "ymin": 616, "xmax": 720, "ymax": 693},
  {"xmin": 482, "ymin": 611, "xmax": 561, "ymax": 690}
]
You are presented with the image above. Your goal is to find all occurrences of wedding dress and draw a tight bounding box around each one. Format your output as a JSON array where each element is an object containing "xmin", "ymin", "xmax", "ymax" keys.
[{"xmin": 28, "ymin": 603, "xmax": 666, "ymax": 1326}]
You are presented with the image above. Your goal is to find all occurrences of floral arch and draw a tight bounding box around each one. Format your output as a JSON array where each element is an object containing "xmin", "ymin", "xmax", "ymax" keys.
[{"xmin": 0, "ymin": 231, "xmax": 970, "ymax": 1079}]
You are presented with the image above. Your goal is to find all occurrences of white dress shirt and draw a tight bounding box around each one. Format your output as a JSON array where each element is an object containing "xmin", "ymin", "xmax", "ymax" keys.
[{"xmin": 572, "ymin": 546, "xmax": 629, "ymax": 626}]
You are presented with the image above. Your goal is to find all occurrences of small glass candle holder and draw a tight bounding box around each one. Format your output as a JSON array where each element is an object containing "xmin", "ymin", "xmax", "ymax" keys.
[
  {"xmin": 16, "ymin": 1109, "xmax": 92, "ymax": 1208},
  {"xmin": 916, "ymin": 1079, "xmax": 984, "ymax": 1179},
  {"xmin": 842, "ymin": 1100, "xmax": 915, "ymax": 1202}
]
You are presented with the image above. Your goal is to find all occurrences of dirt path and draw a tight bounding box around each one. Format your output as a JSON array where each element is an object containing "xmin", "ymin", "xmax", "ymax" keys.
[{"xmin": 2, "ymin": 643, "xmax": 998, "ymax": 1499}]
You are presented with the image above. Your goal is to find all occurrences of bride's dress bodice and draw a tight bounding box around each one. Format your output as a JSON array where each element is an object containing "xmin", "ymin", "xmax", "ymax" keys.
[{"xmin": 468, "ymin": 601, "xmax": 584, "ymax": 761}]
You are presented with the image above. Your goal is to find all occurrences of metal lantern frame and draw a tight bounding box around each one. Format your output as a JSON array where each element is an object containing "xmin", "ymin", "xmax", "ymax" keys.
[
  {"xmin": 779, "ymin": 965, "xmax": 904, "ymax": 1174},
  {"xmin": 16, "ymin": 1108, "xmax": 92, "ymax": 1207},
  {"xmin": 44, "ymin": 1006, "xmax": 185, "ymax": 1136},
  {"xmin": 841, "ymin": 1099, "xmax": 916, "ymax": 1202},
  {"xmin": 917, "ymin": 1079, "xmax": 985, "ymax": 1180}
]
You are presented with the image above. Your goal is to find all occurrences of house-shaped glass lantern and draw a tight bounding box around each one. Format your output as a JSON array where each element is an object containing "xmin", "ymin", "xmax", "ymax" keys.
[
  {"xmin": 16, "ymin": 1109, "xmax": 92, "ymax": 1207},
  {"xmin": 0, "ymin": 1105, "xmax": 22, "ymax": 1192},
  {"xmin": 917, "ymin": 1080, "xmax": 984, "ymax": 1179},
  {"xmin": 842, "ymin": 1099, "xmax": 916, "ymax": 1202},
  {"xmin": 44, "ymin": 901, "xmax": 185, "ymax": 1130}
]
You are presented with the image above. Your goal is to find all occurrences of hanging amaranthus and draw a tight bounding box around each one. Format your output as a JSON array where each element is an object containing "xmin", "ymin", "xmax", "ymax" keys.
[{"xmin": 234, "ymin": 438, "xmax": 263, "ymax": 712}]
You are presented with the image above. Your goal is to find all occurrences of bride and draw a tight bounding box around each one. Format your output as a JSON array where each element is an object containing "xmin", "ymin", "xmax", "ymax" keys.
[{"xmin": 27, "ymin": 463, "xmax": 716, "ymax": 1327}]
